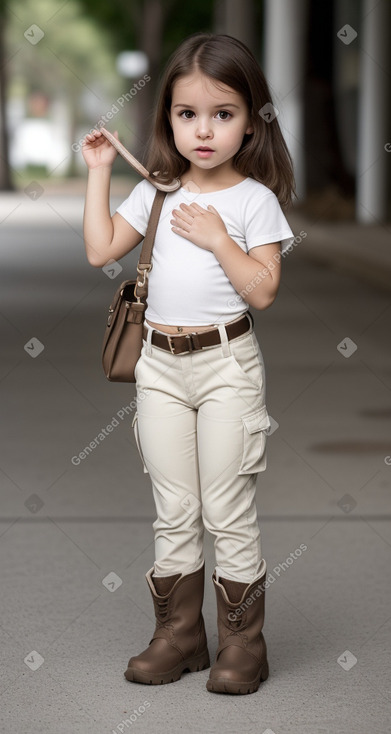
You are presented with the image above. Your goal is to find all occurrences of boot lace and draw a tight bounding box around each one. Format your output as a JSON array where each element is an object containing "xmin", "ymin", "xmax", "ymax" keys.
[
  {"xmin": 154, "ymin": 598, "xmax": 171, "ymax": 631},
  {"xmin": 223, "ymin": 613, "xmax": 248, "ymax": 646}
]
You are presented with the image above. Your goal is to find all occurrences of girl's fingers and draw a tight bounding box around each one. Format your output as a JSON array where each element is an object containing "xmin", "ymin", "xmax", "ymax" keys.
[
  {"xmin": 170, "ymin": 218, "xmax": 189, "ymax": 230},
  {"xmin": 180, "ymin": 202, "xmax": 205, "ymax": 215},
  {"xmin": 179, "ymin": 203, "xmax": 196, "ymax": 214},
  {"xmin": 172, "ymin": 208, "xmax": 193, "ymax": 225},
  {"xmin": 187, "ymin": 202, "xmax": 206, "ymax": 213},
  {"xmin": 83, "ymin": 129, "xmax": 103, "ymax": 144}
]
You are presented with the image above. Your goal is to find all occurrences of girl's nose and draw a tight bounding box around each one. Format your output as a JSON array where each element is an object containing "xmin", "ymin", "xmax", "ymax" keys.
[{"xmin": 196, "ymin": 117, "xmax": 213, "ymax": 139}]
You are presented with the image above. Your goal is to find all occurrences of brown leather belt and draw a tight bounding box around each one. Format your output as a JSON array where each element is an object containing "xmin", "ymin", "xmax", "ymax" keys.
[{"xmin": 143, "ymin": 312, "xmax": 253, "ymax": 355}]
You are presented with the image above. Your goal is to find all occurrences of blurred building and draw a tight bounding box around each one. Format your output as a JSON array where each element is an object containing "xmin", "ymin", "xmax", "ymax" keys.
[
  {"xmin": 8, "ymin": 93, "xmax": 71, "ymax": 176},
  {"xmin": 263, "ymin": 0, "xmax": 391, "ymax": 222}
]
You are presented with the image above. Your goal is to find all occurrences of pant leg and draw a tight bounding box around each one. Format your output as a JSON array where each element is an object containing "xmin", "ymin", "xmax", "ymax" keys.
[
  {"xmin": 194, "ymin": 323, "xmax": 271, "ymax": 583},
  {"xmin": 132, "ymin": 317, "xmax": 271, "ymax": 583},
  {"xmin": 133, "ymin": 329, "xmax": 204, "ymax": 577}
]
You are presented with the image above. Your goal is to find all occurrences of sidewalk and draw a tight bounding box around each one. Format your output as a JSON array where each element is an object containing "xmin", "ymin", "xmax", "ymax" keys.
[{"xmin": 287, "ymin": 208, "xmax": 391, "ymax": 294}]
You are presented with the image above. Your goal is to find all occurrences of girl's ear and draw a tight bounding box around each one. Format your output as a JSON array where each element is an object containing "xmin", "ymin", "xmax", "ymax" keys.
[{"xmin": 245, "ymin": 124, "xmax": 254, "ymax": 135}]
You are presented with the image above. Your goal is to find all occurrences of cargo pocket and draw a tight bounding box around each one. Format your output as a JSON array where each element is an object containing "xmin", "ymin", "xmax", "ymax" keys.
[
  {"xmin": 132, "ymin": 412, "xmax": 149, "ymax": 474},
  {"xmin": 238, "ymin": 405, "xmax": 271, "ymax": 475}
]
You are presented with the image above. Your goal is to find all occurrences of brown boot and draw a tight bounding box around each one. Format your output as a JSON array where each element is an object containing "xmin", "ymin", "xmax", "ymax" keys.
[
  {"xmin": 206, "ymin": 563, "xmax": 269, "ymax": 694},
  {"xmin": 124, "ymin": 563, "xmax": 210, "ymax": 684}
]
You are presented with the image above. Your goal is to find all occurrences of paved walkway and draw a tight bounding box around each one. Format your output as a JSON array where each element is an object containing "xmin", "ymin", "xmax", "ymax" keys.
[
  {"xmin": 288, "ymin": 207, "xmax": 391, "ymax": 294},
  {"xmin": 0, "ymin": 181, "xmax": 390, "ymax": 734}
]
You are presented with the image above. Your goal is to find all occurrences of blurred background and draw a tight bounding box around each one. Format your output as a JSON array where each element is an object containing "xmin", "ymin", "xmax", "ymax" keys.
[
  {"xmin": 1, "ymin": 2, "xmax": 391, "ymax": 733},
  {"xmin": 1, "ymin": 0, "xmax": 390, "ymax": 219}
]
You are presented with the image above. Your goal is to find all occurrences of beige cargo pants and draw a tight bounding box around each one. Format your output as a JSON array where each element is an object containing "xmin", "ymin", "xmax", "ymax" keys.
[{"xmin": 132, "ymin": 313, "xmax": 271, "ymax": 583}]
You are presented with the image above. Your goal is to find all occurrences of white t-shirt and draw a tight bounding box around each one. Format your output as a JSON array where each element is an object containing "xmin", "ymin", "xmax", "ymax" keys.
[{"xmin": 116, "ymin": 177, "xmax": 295, "ymax": 326}]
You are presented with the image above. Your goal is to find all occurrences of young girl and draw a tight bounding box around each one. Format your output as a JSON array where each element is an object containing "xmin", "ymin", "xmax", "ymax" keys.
[{"xmin": 82, "ymin": 33, "xmax": 295, "ymax": 695}]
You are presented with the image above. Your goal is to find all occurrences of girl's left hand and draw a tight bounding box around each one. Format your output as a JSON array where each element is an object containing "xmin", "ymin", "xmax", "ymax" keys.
[{"xmin": 170, "ymin": 202, "xmax": 227, "ymax": 252}]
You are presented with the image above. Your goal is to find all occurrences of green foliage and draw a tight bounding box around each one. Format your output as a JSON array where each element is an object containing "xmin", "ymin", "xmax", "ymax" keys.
[
  {"xmin": 77, "ymin": 0, "xmax": 215, "ymax": 59},
  {"xmin": 6, "ymin": 0, "xmax": 121, "ymax": 101},
  {"xmin": 76, "ymin": 0, "xmax": 137, "ymax": 50},
  {"xmin": 162, "ymin": 0, "xmax": 214, "ymax": 62}
]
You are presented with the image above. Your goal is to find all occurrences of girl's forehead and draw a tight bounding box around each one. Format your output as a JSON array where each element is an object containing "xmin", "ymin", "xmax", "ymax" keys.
[{"xmin": 172, "ymin": 72, "xmax": 239, "ymax": 101}]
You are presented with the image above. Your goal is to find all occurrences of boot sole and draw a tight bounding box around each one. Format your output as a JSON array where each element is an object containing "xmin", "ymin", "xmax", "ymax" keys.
[
  {"xmin": 206, "ymin": 660, "xmax": 269, "ymax": 695},
  {"xmin": 124, "ymin": 649, "xmax": 210, "ymax": 685}
]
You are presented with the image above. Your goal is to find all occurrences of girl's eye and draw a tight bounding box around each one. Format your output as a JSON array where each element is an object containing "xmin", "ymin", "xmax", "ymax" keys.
[
  {"xmin": 178, "ymin": 110, "xmax": 232, "ymax": 120},
  {"xmin": 216, "ymin": 110, "xmax": 231, "ymax": 120}
]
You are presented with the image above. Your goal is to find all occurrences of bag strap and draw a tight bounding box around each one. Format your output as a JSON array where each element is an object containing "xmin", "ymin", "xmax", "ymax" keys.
[
  {"xmin": 138, "ymin": 189, "xmax": 166, "ymax": 268},
  {"xmin": 134, "ymin": 189, "xmax": 166, "ymax": 301}
]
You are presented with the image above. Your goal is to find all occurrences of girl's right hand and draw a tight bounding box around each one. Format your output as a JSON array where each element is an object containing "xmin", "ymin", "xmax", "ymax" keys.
[{"xmin": 81, "ymin": 129, "xmax": 118, "ymax": 169}]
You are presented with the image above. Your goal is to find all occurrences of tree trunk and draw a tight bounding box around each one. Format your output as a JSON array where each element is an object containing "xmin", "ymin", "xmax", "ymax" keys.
[
  {"xmin": 0, "ymin": 5, "xmax": 14, "ymax": 190},
  {"xmin": 214, "ymin": 0, "xmax": 257, "ymax": 56},
  {"xmin": 132, "ymin": 0, "xmax": 165, "ymax": 162}
]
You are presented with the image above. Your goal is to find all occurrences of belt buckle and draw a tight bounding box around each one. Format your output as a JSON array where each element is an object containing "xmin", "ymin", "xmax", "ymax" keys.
[
  {"xmin": 167, "ymin": 335, "xmax": 176, "ymax": 354},
  {"xmin": 167, "ymin": 333, "xmax": 194, "ymax": 355}
]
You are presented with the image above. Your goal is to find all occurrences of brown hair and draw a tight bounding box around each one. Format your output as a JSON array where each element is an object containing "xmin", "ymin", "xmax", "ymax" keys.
[{"xmin": 145, "ymin": 33, "xmax": 296, "ymax": 207}]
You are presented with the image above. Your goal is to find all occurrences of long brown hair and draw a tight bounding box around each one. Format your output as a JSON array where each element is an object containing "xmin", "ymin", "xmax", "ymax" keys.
[{"xmin": 145, "ymin": 33, "xmax": 296, "ymax": 207}]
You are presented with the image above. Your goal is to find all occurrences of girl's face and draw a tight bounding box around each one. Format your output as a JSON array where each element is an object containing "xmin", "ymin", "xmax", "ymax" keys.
[{"xmin": 169, "ymin": 71, "xmax": 253, "ymax": 175}]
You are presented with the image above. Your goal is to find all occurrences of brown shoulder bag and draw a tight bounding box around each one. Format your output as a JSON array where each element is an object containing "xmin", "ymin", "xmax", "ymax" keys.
[{"xmin": 101, "ymin": 188, "xmax": 166, "ymax": 382}]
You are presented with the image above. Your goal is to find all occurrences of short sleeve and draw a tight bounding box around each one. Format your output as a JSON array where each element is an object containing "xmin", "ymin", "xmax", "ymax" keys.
[
  {"xmin": 116, "ymin": 179, "xmax": 156, "ymax": 236},
  {"xmin": 245, "ymin": 191, "xmax": 295, "ymax": 255}
]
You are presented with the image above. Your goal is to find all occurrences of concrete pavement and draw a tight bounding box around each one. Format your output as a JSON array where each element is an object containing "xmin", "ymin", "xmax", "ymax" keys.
[{"xmin": 0, "ymin": 179, "xmax": 390, "ymax": 733}]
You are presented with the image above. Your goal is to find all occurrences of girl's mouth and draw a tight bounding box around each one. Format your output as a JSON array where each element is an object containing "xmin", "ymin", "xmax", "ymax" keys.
[{"xmin": 195, "ymin": 147, "xmax": 214, "ymax": 158}]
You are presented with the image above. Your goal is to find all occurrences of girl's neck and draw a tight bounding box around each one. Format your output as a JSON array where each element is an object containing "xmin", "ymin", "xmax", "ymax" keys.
[{"xmin": 181, "ymin": 165, "xmax": 247, "ymax": 193}]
